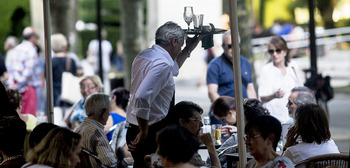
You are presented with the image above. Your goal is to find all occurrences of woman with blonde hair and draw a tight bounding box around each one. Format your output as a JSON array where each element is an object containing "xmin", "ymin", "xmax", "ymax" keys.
[
  {"xmin": 51, "ymin": 33, "xmax": 77, "ymax": 107},
  {"xmin": 23, "ymin": 127, "xmax": 82, "ymax": 168},
  {"xmin": 65, "ymin": 75, "xmax": 103, "ymax": 129}
]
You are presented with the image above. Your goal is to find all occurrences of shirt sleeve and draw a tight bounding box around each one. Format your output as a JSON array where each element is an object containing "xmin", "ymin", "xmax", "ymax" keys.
[
  {"xmin": 131, "ymin": 62, "xmax": 173, "ymax": 120},
  {"xmin": 258, "ymin": 66, "xmax": 273, "ymax": 97}
]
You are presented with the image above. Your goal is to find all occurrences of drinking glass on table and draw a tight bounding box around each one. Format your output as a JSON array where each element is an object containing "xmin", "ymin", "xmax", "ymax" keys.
[
  {"xmin": 215, "ymin": 124, "xmax": 222, "ymax": 145},
  {"xmin": 183, "ymin": 6, "xmax": 194, "ymax": 31}
]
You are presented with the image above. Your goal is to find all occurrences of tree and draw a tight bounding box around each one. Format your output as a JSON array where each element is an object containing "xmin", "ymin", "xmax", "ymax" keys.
[
  {"xmin": 120, "ymin": 0, "xmax": 145, "ymax": 88},
  {"xmin": 49, "ymin": 0, "xmax": 70, "ymax": 38},
  {"xmin": 223, "ymin": 0, "xmax": 257, "ymax": 84},
  {"xmin": 292, "ymin": 0, "xmax": 338, "ymax": 29}
]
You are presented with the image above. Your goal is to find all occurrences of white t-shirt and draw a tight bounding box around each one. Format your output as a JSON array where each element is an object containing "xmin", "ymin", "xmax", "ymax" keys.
[
  {"xmin": 284, "ymin": 139, "xmax": 340, "ymax": 164},
  {"xmin": 258, "ymin": 61, "xmax": 301, "ymax": 123},
  {"xmin": 87, "ymin": 39, "xmax": 112, "ymax": 73}
]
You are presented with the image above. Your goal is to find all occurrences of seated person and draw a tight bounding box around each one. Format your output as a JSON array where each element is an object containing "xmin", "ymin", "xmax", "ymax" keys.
[
  {"xmin": 104, "ymin": 87, "xmax": 129, "ymax": 141},
  {"xmin": 245, "ymin": 115, "xmax": 294, "ymax": 168},
  {"xmin": 209, "ymin": 97, "xmax": 269, "ymax": 168},
  {"xmin": 7, "ymin": 88, "xmax": 38, "ymax": 130},
  {"xmin": 75, "ymin": 93, "xmax": 118, "ymax": 167},
  {"xmin": 172, "ymin": 101, "xmax": 221, "ymax": 168},
  {"xmin": 24, "ymin": 127, "xmax": 82, "ymax": 168},
  {"xmin": 28, "ymin": 123, "xmax": 58, "ymax": 149},
  {"xmin": 156, "ymin": 125, "xmax": 200, "ymax": 168},
  {"xmin": 0, "ymin": 116, "xmax": 27, "ymax": 168},
  {"xmin": 283, "ymin": 104, "xmax": 339, "ymax": 164}
]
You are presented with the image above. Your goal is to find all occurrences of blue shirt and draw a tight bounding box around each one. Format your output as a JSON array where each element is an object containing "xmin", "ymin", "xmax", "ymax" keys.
[
  {"xmin": 207, "ymin": 54, "xmax": 253, "ymax": 98},
  {"xmin": 70, "ymin": 99, "xmax": 86, "ymax": 125},
  {"xmin": 106, "ymin": 113, "xmax": 126, "ymax": 141}
]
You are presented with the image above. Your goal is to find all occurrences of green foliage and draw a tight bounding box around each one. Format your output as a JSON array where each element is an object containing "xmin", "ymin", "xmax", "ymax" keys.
[
  {"xmin": 0, "ymin": 0, "xmax": 30, "ymax": 54},
  {"xmin": 77, "ymin": 0, "xmax": 121, "ymax": 59},
  {"xmin": 335, "ymin": 18, "xmax": 350, "ymax": 27},
  {"xmin": 79, "ymin": 0, "xmax": 120, "ymax": 24},
  {"xmin": 264, "ymin": 0, "xmax": 293, "ymax": 28}
]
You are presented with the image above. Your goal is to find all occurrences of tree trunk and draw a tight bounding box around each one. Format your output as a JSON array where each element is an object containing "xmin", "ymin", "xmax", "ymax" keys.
[
  {"xmin": 317, "ymin": 0, "xmax": 336, "ymax": 29},
  {"xmin": 49, "ymin": 0, "xmax": 70, "ymax": 37},
  {"xmin": 120, "ymin": 0, "xmax": 144, "ymax": 89},
  {"xmin": 237, "ymin": 0, "xmax": 257, "ymax": 88},
  {"xmin": 224, "ymin": 0, "xmax": 257, "ymax": 92}
]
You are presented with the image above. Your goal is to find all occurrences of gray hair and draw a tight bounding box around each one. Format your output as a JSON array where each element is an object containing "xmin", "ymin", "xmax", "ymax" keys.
[
  {"xmin": 222, "ymin": 30, "xmax": 240, "ymax": 45},
  {"xmin": 84, "ymin": 93, "xmax": 110, "ymax": 117},
  {"xmin": 155, "ymin": 21, "xmax": 186, "ymax": 45},
  {"xmin": 5, "ymin": 36, "xmax": 18, "ymax": 48},
  {"xmin": 51, "ymin": 33, "xmax": 68, "ymax": 53},
  {"xmin": 291, "ymin": 86, "xmax": 316, "ymax": 106}
]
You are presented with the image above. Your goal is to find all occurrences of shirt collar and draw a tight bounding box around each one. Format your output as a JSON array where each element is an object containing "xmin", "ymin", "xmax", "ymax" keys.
[
  {"xmin": 152, "ymin": 44, "xmax": 174, "ymax": 66},
  {"xmin": 84, "ymin": 117, "xmax": 104, "ymax": 130}
]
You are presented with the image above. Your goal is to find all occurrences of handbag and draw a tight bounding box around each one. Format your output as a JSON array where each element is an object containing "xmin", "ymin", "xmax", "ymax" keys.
[{"xmin": 60, "ymin": 57, "xmax": 83, "ymax": 104}]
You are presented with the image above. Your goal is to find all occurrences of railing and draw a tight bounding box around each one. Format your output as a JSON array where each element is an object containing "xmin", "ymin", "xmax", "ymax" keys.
[{"xmin": 251, "ymin": 26, "xmax": 350, "ymax": 54}]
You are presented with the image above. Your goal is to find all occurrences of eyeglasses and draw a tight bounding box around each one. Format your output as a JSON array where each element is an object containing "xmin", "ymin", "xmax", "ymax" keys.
[
  {"xmin": 267, "ymin": 49, "xmax": 282, "ymax": 54},
  {"xmin": 287, "ymin": 99, "xmax": 294, "ymax": 106},
  {"xmin": 243, "ymin": 134, "xmax": 261, "ymax": 141},
  {"xmin": 188, "ymin": 118, "xmax": 202, "ymax": 124},
  {"xmin": 226, "ymin": 43, "xmax": 241, "ymax": 49},
  {"xmin": 80, "ymin": 85, "xmax": 97, "ymax": 91}
]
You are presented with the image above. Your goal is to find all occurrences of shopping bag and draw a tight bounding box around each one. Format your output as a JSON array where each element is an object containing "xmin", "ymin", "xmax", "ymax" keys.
[{"xmin": 61, "ymin": 72, "xmax": 83, "ymax": 104}]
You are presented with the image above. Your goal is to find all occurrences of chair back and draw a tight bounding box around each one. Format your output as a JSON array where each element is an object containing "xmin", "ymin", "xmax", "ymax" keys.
[
  {"xmin": 295, "ymin": 153, "xmax": 349, "ymax": 168},
  {"xmin": 76, "ymin": 147, "xmax": 103, "ymax": 168}
]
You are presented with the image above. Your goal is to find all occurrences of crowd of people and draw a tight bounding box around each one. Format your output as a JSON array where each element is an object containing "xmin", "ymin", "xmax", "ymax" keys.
[{"xmin": 0, "ymin": 20, "xmax": 341, "ymax": 168}]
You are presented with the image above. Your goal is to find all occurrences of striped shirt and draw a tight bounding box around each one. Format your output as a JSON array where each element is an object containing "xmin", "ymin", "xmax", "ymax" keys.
[{"xmin": 76, "ymin": 118, "xmax": 118, "ymax": 167}]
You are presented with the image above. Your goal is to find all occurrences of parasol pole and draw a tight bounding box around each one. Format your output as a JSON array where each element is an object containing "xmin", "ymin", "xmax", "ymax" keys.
[
  {"xmin": 228, "ymin": 0, "xmax": 247, "ymax": 167},
  {"xmin": 43, "ymin": 0, "xmax": 54, "ymax": 123}
]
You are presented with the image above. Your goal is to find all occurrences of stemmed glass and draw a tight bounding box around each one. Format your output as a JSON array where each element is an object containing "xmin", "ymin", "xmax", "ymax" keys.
[{"xmin": 183, "ymin": 6, "xmax": 194, "ymax": 31}]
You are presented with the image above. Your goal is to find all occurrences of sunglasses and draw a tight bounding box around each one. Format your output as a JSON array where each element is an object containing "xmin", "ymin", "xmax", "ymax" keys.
[
  {"xmin": 226, "ymin": 43, "xmax": 241, "ymax": 49},
  {"xmin": 267, "ymin": 49, "xmax": 282, "ymax": 54}
]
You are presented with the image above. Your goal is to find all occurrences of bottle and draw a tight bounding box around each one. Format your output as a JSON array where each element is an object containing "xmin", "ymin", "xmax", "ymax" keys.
[{"xmin": 201, "ymin": 116, "xmax": 211, "ymax": 134}]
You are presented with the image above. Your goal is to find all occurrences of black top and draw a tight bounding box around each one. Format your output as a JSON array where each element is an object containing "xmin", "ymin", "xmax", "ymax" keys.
[
  {"xmin": 0, "ymin": 54, "xmax": 7, "ymax": 76},
  {"xmin": 52, "ymin": 57, "xmax": 77, "ymax": 106}
]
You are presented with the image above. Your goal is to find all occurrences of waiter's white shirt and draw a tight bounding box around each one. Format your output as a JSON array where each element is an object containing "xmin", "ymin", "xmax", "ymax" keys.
[{"xmin": 127, "ymin": 44, "xmax": 179, "ymax": 126}]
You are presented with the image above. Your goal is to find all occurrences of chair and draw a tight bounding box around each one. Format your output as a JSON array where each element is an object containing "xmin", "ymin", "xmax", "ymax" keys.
[
  {"xmin": 76, "ymin": 147, "xmax": 102, "ymax": 168},
  {"xmin": 295, "ymin": 153, "xmax": 349, "ymax": 168}
]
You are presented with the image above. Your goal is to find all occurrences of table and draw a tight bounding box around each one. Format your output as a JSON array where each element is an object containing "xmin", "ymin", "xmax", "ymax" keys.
[
  {"xmin": 225, "ymin": 153, "xmax": 254, "ymax": 168},
  {"xmin": 199, "ymin": 143, "xmax": 221, "ymax": 149}
]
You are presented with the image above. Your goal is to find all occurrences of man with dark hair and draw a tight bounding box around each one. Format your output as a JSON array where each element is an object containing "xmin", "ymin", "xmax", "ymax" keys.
[
  {"xmin": 156, "ymin": 125, "xmax": 200, "ymax": 167},
  {"xmin": 173, "ymin": 101, "xmax": 221, "ymax": 168},
  {"xmin": 0, "ymin": 116, "xmax": 27, "ymax": 167},
  {"xmin": 126, "ymin": 21, "xmax": 203, "ymax": 167},
  {"xmin": 8, "ymin": 27, "xmax": 41, "ymax": 117}
]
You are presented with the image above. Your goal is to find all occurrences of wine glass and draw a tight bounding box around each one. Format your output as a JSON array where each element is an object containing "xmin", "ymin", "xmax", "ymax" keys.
[{"xmin": 183, "ymin": 6, "xmax": 194, "ymax": 31}]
